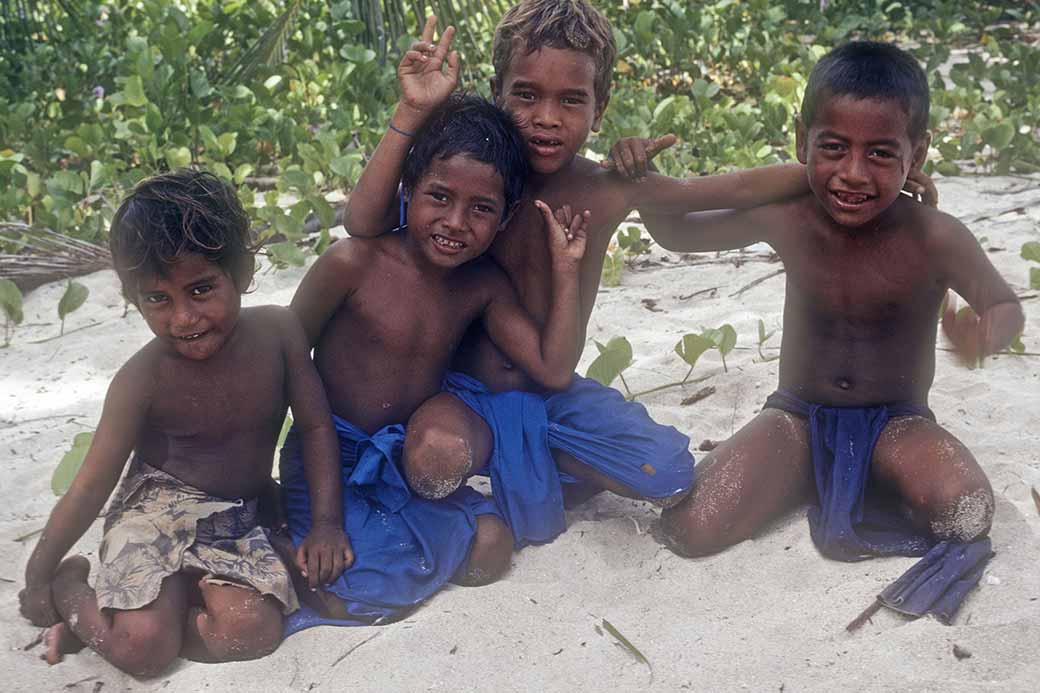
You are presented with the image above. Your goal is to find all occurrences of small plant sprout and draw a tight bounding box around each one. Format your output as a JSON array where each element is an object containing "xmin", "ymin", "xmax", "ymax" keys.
[
  {"xmin": 57, "ymin": 279, "xmax": 89, "ymax": 336},
  {"xmin": 585, "ymin": 336, "xmax": 634, "ymax": 395},
  {"xmin": 0, "ymin": 277, "xmax": 23, "ymax": 346},
  {"xmin": 701, "ymin": 324, "xmax": 737, "ymax": 372},
  {"xmin": 51, "ymin": 431, "xmax": 94, "ymax": 496},
  {"xmin": 616, "ymin": 225, "xmax": 651, "ymax": 257},
  {"xmin": 757, "ymin": 319, "xmax": 780, "ymax": 362},
  {"xmin": 1022, "ymin": 240, "xmax": 1040, "ymax": 290}
]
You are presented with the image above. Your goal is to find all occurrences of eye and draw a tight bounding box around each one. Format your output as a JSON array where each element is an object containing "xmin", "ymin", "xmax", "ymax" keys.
[
  {"xmin": 191, "ymin": 285, "xmax": 212, "ymax": 297},
  {"xmin": 427, "ymin": 191, "xmax": 448, "ymax": 203},
  {"xmin": 473, "ymin": 204, "xmax": 496, "ymax": 215},
  {"xmin": 819, "ymin": 142, "xmax": 843, "ymax": 151},
  {"xmin": 562, "ymin": 96, "xmax": 585, "ymax": 106},
  {"xmin": 512, "ymin": 90, "xmax": 535, "ymax": 101},
  {"xmin": 871, "ymin": 149, "xmax": 895, "ymax": 159},
  {"xmin": 143, "ymin": 293, "xmax": 167, "ymax": 305}
]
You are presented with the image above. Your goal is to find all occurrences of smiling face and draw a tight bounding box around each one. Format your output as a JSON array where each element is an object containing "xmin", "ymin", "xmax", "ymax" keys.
[
  {"xmin": 494, "ymin": 46, "xmax": 606, "ymax": 176},
  {"xmin": 406, "ymin": 154, "xmax": 507, "ymax": 269},
  {"xmin": 135, "ymin": 252, "xmax": 242, "ymax": 361},
  {"xmin": 797, "ymin": 94, "xmax": 928, "ymax": 228}
]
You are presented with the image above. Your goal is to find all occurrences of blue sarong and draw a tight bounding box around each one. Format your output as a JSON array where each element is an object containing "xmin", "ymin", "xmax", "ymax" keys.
[
  {"xmin": 764, "ymin": 390, "xmax": 993, "ymax": 624},
  {"xmin": 279, "ymin": 415, "xmax": 499, "ymax": 635},
  {"xmin": 444, "ymin": 372, "xmax": 695, "ymax": 547}
]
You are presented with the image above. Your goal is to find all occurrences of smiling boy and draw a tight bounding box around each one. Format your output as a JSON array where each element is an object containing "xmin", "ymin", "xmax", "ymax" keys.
[
  {"xmin": 344, "ymin": 4, "xmax": 813, "ymax": 534},
  {"xmin": 654, "ymin": 43, "xmax": 1024, "ymax": 586}
]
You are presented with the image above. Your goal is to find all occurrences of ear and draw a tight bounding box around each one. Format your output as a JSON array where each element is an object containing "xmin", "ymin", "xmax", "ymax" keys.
[
  {"xmin": 591, "ymin": 93, "xmax": 610, "ymax": 133},
  {"xmin": 910, "ymin": 131, "xmax": 931, "ymax": 171},
  {"xmin": 490, "ymin": 76, "xmax": 502, "ymax": 104},
  {"xmin": 795, "ymin": 115, "xmax": 809, "ymax": 164}
]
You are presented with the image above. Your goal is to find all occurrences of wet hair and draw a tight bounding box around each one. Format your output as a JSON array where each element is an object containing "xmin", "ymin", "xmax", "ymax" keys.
[
  {"xmin": 401, "ymin": 93, "xmax": 529, "ymax": 218},
  {"xmin": 109, "ymin": 169, "xmax": 254, "ymax": 301},
  {"xmin": 801, "ymin": 41, "xmax": 930, "ymax": 140},
  {"xmin": 493, "ymin": 0, "xmax": 616, "ymax": 108}
]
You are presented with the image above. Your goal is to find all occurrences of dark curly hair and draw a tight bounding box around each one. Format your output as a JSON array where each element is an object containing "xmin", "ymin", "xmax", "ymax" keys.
[
  {"xmin": 109, "ymin": 169, "xmax": 255, "ymax": 301},
  {"xmin": 400, "ymin": 93, "xmax": 529, "ymax": 219}
]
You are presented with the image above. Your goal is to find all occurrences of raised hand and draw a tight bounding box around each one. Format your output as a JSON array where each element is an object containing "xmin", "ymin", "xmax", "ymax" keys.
[
  {"xmin": 398, "ymin": 16, "xmax": 459, "ymax": 117},
  {"xmin": 536, "ymin": 200, "xmax": 589, "ymax": 267},
  {"xmin": 904, "ymin": 168, "xmax": 938, "ymax": 208},
  {"xmin": 941, "ymin": 291, "xmax": 982, "ymax": 368},
  {"xmin": 295, "ymin": 523, "xmax": 354, "ymax": 590},
  {"xmin": 600, "ymin": 134, "xmax": 678, "ymax": 181}
]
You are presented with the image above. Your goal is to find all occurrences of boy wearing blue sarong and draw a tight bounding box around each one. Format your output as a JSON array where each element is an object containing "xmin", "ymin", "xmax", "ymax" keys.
[
  {"xmin": 283, "ymin": 92, "xmax": 590, "ymax": 631},
  {"xmin": 653, "ymin": 42, "xmax": 1024, "ymax": 625},
  {"xmin": 344, "ymin": 5, "xmax": 816, "ymax": 544}
]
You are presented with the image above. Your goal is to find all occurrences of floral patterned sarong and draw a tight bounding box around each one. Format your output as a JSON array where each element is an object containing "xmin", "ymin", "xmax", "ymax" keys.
[{"xmin": 94, "ymin": 458, "xmax": 298, "ymax": 614}]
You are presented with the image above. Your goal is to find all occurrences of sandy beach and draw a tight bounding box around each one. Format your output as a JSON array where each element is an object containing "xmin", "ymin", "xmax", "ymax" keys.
[{"xmin": 2, "ymin": 174, "xmax": 1038, "ymax": 692}]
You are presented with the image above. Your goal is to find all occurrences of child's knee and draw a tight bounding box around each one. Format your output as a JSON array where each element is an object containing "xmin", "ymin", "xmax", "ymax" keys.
[
  {"xmin": 108, "ymin": 617, "xmax": 179, "ymax": 678},
  {"xmin": 926, "ymin": 481, "xmax": 994, "ymax": 542},
  {"xmin": 659, "ymin": 503, "xmax": 732, "ymax": 558},
  {"xmin": 456, "ymin": 515, "xmax": 513, "ymax": 586},
  {"xmin": 403, "ymin": 423, "xmax": 474, "ymax": 499},
  {"xmin": 196, "ymin": 594, "xmax": 283, "ymax": 661}
]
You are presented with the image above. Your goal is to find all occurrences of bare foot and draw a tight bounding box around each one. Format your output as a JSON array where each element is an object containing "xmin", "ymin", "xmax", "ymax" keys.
[
  {"xmin": 43, "ymin": 623, "xmax": 85, "ymax": 665},
  {"xmin": 54, "ymin": 555, "xmax": 91, "ymax": 582}
]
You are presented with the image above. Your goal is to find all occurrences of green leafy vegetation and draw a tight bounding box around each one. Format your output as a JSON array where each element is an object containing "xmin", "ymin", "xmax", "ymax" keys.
[{"xmin": 51, "ymin": 431, "xmax": 94, "ymax": 495}]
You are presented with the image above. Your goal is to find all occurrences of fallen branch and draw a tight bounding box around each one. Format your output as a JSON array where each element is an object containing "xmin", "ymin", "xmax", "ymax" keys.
[
  {"xmin": 729, "ymin": 268, "xmax": 785, "ymax": 298},
  {"xmin": 846, "ymin": 599, "xmax": 883, "ymax": 632},
  {"xmin": 680, "ymin": 385, "xmax": 716, "ymax": 406},
  {"xmin": 330, "ymin": 632, "xmax": 381, "ymax": 669}
]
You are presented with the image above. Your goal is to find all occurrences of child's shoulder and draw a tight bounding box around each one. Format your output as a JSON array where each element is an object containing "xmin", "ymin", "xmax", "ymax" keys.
[{"xmin": 888, "ymin": 195, "xmax": 971, "ymax": 248}]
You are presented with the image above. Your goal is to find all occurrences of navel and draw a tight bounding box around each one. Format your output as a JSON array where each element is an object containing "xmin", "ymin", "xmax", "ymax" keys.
[{"xmin": 835, "ymin": 377, "xmax": 853, "ymax": 391}]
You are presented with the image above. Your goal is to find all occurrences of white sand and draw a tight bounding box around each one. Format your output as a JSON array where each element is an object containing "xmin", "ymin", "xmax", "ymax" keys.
[{"xmin": 2, "ymin": 176, "xmax": 1038, "ymax": 692}]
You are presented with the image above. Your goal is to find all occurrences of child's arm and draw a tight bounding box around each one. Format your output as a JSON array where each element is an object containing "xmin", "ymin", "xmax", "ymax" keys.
[
  {"xmin": 19, "ymin": 360, "xmax": 148, "ymax": 625},
  {"xmin": 342, "ymin": 17, "xmax": 458, "ymax": 238},
  {"xmin": 480, "ymin": 202, "xmax": 589, "ymax": 390},
  {"xmin": 290, "ymin": 240, "xmax": 360, "ymax": 347},
  {"xmin": 277, "ymin": 308, "xmax": 352, "ymax": 589},
  {"xmin": 937, "ymin": 219, "xmax": 1024, "ymax": 364}
]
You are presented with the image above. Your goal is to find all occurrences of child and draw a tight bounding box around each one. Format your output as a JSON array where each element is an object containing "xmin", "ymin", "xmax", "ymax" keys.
[
  {"xmin": 279, "ymin": 92, "xmax": 588, "ymax": 629},
  {"xmin": 656, "ymin": 42, "xmax": 1023, "ymax": 622},
  {"xmin": 343, "ymin": 5, "xmax": 816, "ymax": 537},
  {"xmin": 18, "ymin": 171, "xmax": 351, "ymax": 675}
]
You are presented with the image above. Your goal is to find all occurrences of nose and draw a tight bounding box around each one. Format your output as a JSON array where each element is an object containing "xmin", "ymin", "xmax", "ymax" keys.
[
  {"xmin": 171, "ymin": 300, "xmax": 200, "ymax": 331},
  {"xmin": 839, "ymin": 150, "xmax": 870, "ymax": 186},
  {"xmin": 531, "ymin": 99, "xmax": 561, "ymax": 129},
  {"xmin": 442, "ymin": 203, "xmax": 466, "ymax": 233}
]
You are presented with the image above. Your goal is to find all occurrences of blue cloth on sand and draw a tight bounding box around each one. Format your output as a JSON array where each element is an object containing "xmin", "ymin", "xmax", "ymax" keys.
[
  {"xmin": 764, "ymin": 390, "xmax": 993, "ymax": 623},
  {"xmin": 444, "ymin": 371, "xmax": 695, "ymax": 547},
  {"xmin": 279, "ymin": 415, "xmax": 499, "ymax": 635}
]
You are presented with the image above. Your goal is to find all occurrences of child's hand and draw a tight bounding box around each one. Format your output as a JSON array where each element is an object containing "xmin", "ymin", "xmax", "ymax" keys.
[
  {"xmin": 398, "ymin": 15, "xmax": 458, "ymax": 116},
  {"xmin": 19, "ymin": 583, "xmax": 60, "ymax": 627},
  {"xmin": 904, "ymin": 169, "xmax": 938, "ymax": 208},
  {"xmin": 536, "ymin": 200, "xmax": 589, "ymax": 268},
  {"xmin": 600, "ymin": 134, "xmax": 678, "ymax": 181},
  {"xmin": 295, "ymin": 523, "xmax": 354, "ymax": 590},
  {"xmin": 942, "ymin": 291, "xmax": 982, "ymax": 367}
]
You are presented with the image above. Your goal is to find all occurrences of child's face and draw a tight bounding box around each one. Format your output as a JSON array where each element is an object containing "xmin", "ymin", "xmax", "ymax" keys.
[
  {"xmin": 797, "ymin": 94, "xmax": 928, "ymax": 228},
  {"xmin": 406, "ymin": 154, "xmax": 508, "ymax": 268},
  {"xmin": 494, "ymin": 45, "xmax": 606, "ymax": 176},
  {"xmin": 135, "ymin": 252, "xmax": 242, "ymax": 360}
]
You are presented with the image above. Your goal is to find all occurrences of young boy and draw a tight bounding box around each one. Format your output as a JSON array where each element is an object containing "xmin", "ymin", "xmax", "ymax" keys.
[
  {"xmin": 280, "ymin": 92, "xmax": 588, "ymax": 629},
  {"xmin": 655, "ymin": 43, "xmax": 1023, "ymax": 618},
  {"xmin": 343, "ymin": 4, "xmax": 816, "ymax": 531},
  {"xmin": 18, "ymin": 171, "xmax": 351, "ymax": 675}
]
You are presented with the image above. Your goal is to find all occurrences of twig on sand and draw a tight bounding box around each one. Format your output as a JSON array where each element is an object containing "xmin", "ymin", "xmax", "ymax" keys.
[
  {"xmin": 677, "ymin": 286, "xmax": 718, "ymax": 301},
  {"xmin": 22, "ymin": 630, "xmax": 44, "ymax": 651},
  {"xmin": 330, "ymin": 632, "xmax": 381, "ymax": 669},
  {"xmin": 1, "ymin": 413, "xmax": 84, "ymax": 427},
  {"xmin": 14, "ymin": 527, "xmax": 44, "ymax": 543},
  {"xmin": 846, "ymin": 599, "xmax": 883, "ymax": 632},
  {"xmin": 680, "ymin": 386, "xmax": 716, "ymax": 406},
  {"xmin": 729, "ymin": 268, "xmax": 785, "ymax": 298},
  {"xmin": 63, "ymin": 675, "xmax": 99, "ymax": 688},
  {"xmin": 602, "ymin": 618, "xmax": 653, "ymax": 682},
  {"xmin": 1031, "ymin": 487, "xmax": 1040, "ymax": 516},
  {"xmin": 28, "ymin": 321, "xmax": 103, "ymax": 344}
]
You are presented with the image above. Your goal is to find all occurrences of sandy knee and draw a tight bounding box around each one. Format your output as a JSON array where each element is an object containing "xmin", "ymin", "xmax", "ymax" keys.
[
  {"xmin": 108, "ymin": 617, "xmax": 179, "ymax": 678},
  {"xmin": 197, "ymin": 590, "xmax": 283, "ymax": 661},
  {"xmin": 928, "ymin": 485, "xmax": 994, "ymax": 542},
  {"xmin": 403, "ymin": 425, "xmax": 474, "ymax": 499},
  {"xmin": 457, "ymin": 515, "xmax": 513, "ymax": 586}
]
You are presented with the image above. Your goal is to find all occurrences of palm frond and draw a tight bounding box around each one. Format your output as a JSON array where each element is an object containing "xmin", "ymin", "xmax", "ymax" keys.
[
  {"xmin": 0, "ymin": 223, "xmax": 111, "ymax": 292},
  {"xmin": 220, "ymin": 0, "xmax": 304, "ymax": 85}
]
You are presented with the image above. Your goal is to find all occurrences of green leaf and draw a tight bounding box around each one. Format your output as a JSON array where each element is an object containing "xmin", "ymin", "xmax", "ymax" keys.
[
  {"xmin": 0, "ymin": 278, "xmax": 24, "ymax": 325},
  {"xmin": 58, "ymin": 281, "xmax": 88, "ymax": 322},
  {"xmin": 714, "ymin": 324, "xmax": 737, "ymax": 356},
  {"xmin": 165, "ymin": 146, "xmax": 192, "ymax": 170},
  {"xmin": 267, "ymin": 241, "xmax": 306, "ymax": 267},
  {"xmin": 122, "ymin": 75, "xmax": 149, "ymax": 108},
  {"xmin": 674, "ymin": 333, "xmax": 715, "ymax": 369},
  {"xmin": 313, "ymin": 227, "xmax": 331, "ymax": 255},
  {"xmin": 934, "ymin": 161, "xmax": 961, "ymax": 177},
  {"xmin": 340, "ymin": 45, "xmax": 375, "ymax": 63},
  {"xmin": 1009, "ymin": 334, "xmax": 1025, "ymax": 354},
  {"xmin": 601, "ymin": 245, "xmax": 624, "ymax": 287},
  {"xmin": 218, "ymin": 132, "xmax": 237, "ymax": 156},
  {"xmin": 1031, "ymin": 266, "xmax": 1040, "ymax": 290},
  {"xmin": 585, "ymin": 336, "xmax": 633, "ymax": 386},
  {"xmin": 1021, "ymin": 241, "xmax": 1040, "ymax": 264},
  {"xmin": 276, "ymin": 414, "xmax": 293, "ymax": 450},
  {"xmin": 51, "ymin": 432, "xmax": 94, "ymax": 496},
  {"xmin": 982, "ymin": 122, "xmax": 1014, "ymax": 150},
  {"xmin": 601, "ymin": 619, "xmax": 652, "ymax": 675},
  {"xmin": 190, "ymin": 69, "xmax": 213, "ymax": 99},
  {"xmin": 234, "ymin": 163, "xmax": 254, "ymax": 185}
]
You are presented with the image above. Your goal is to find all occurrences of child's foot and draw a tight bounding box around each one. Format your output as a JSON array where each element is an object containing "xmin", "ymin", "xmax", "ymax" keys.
[
  {"xmin": 43, "ymin": 623, "xmax": 85, "ymax": 665},
  {"xmin": 54, "ymin": 555, "xmax": 92, "ymax": 582}
]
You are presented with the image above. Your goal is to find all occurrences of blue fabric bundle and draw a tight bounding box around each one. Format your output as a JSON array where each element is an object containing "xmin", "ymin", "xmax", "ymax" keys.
[
  {"xmin": 764, "ymin": 390, "xmax": 993, "ymax": 625},
  {"xmin": 444, "ymin": 372, "xmax": 695, "ymax": 547},
  {"xmin": 279, "ymin": 416, "xmax": 498, "ymax": 635}
]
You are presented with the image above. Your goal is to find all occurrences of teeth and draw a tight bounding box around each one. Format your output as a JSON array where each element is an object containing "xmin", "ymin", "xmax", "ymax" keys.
[
  {"xmin": 434, "ymin": 235, "xmax": 464, "ymax": 250},
  {"xmin": 835, "ymin": 192, "xmax": 869, "ymax": 204}
]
